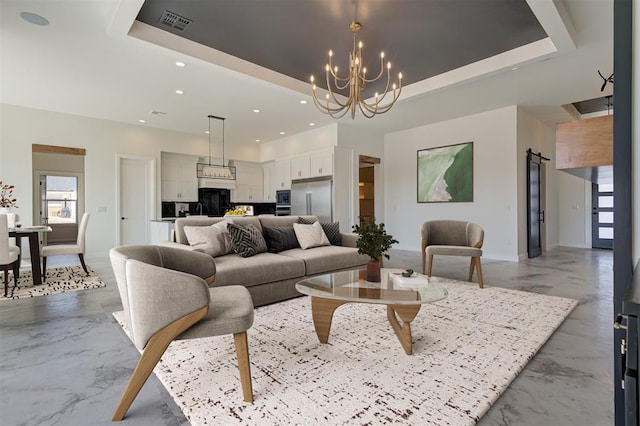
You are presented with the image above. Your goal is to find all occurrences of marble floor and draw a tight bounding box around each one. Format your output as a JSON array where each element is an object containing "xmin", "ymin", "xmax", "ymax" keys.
[{"xmin": 0, "ymin": 247, "xmax": 614, "ymax": 425}]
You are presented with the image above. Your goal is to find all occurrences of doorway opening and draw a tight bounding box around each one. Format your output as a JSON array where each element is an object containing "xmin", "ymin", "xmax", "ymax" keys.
[
  {"xmin": 591, "ymin": 182, "xmax": 613, "ymax": 249},
  {"xmin": 358, "ymin": 155, "xmax": 380, "ymax": 225},
  {"xmin": 32, "ymin": 144, "xmax": 86, "ymax": 245}
]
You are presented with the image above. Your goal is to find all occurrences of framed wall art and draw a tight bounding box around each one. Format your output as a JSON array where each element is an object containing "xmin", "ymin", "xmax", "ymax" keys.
[{"xmin": 417, "ymin": 141, "xmax": 473, "ymax": 203}]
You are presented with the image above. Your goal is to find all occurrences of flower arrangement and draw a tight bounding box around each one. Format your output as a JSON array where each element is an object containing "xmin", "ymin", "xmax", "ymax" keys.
[{"xmin": 0, "ymin": 182, "xmax": 18, "ymax": 208}]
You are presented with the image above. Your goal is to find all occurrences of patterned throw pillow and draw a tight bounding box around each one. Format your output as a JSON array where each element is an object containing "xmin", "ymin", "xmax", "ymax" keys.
[
  {"xmin": 183, "ymin": 221, "xmax": 232, "ymax": 257},
  {"xmin": 293, "ymin": 222, "xmax": 330, "ymax": 250},
  {"xmin": 263, "ymin": 226, "xmax": 300, "ymax": 253},
  {"xmin": 298, "ymin": 217, "xmax": 342, "ymax": 246},
  {"xmin": 227, "ymin": 223, "xmax": 268, "ymax": 257}
]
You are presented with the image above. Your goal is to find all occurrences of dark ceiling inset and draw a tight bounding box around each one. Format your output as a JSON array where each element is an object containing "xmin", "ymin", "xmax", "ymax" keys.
[
  {"xmin": 136, "ymin": 0, "xmax": 547, "ymax": 97},
  {"xmin": 573, "ymin": 96, "xmax": 614, "ymax": 115}
]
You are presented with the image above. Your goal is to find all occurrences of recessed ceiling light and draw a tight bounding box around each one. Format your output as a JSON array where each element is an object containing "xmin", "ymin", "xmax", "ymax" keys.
[
  {"xmin": 255, "ymin": 139, "xmax": 261, "ymax": 143},
  {"xmin": 280, "ymin": 131, "xmax": 285, "ymax": 135},
  {"xmin": 205, "ymin": 130, "xmax": 210, "ymax": 134},
  {"xmin": 309, "ymin": 123, "xmax": 315, "ymax": 126},
  {"xmin": 20, "ymin": 12, "xmax": 49, "ymax": 26},
  {"xmin": 300, "ymin": 100, "xmax": 307, "ymax": 104},
  {"xmin": 175, "ymin": 61, "xmax": 186, "ymax": 67},
  {"xmin": 511, "ymin": 67, "xmax": 519, "ymax": 71},
  {"xmin": 175, "ymin": 89, "xmax": 184, "ymax": 95},
  {"xmin": 253, "ymin": 109, "xmax": 260, "ymax": 113},
  {"xmin": 139, "ymin": 119, "xmax": 146, "ymax": 123}
]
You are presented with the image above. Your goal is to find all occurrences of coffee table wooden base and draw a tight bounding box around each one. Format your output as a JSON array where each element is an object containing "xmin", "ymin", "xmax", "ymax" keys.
[{"xmin": 310, "ymin": 296, "xmax": 422, "ymax": 355}]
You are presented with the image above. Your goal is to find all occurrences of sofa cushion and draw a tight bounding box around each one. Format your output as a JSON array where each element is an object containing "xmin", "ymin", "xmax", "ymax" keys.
[
  {"xmin": 183, "ymin": 221, "xmax": 232, "ymax": 257},
  {"xmin": 263, "ymin": 226, "xmax": 300, "ymax": 253},
  {"xmin": 228, "ymin": 223, "xmax": 268, "ymax": 258},
  {"xmin": 211, "ymin": 252, "xmax": 306, "ymax": 287},
  {"xmin": 298, "ymin": 217, "xmax": 342, "ymax": 246},
  {"xmin": 293, "ymin": 222, "xmax": 330, "ymax": 250},
  {"xmin": 279, "ymin": 245, "xmax": 369, "ymax": 275}
]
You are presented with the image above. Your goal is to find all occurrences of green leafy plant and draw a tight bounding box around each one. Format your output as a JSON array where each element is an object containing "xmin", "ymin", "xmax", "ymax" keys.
[
  {"xmin": 0, "ymin": 181, "xmax": 17, "ymax": 208},
  {"xmin": 352, "ymin": 216, "xmax": 398, "ymax": 261}
]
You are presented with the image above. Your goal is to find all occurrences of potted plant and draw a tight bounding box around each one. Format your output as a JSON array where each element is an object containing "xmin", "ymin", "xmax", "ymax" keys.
[{"xmin": 352, "ymin": 216, "xmax": 398, "ymax": 282}]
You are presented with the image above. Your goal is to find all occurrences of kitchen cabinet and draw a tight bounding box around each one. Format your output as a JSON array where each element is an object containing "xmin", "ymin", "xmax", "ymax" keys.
[
  {"xmin": 233, "ymin": 162, "xmax": 263, "ymax": 202},
  {"xmin": 274, "ymin": 158, "xmax": 291, "ymax": 189},
  {"xmin": 263, "ymin": 161, "xmax": 276, "ymax": 202},
  {"xmin": 310, "ymin": 150, "xmax": 333, "ymax": 177},
  {"xmin": 290, "ymin": 155, "xmax": 311, "ymax": 180},
  {"xmin": 161, "ymin": 154, "xmax": 198, "ymax": 201}
]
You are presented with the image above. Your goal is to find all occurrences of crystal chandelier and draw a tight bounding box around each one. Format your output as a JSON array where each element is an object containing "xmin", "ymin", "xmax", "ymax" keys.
[{"xmin": 310, "ymin": 21, "xmax": 403, "ymax": 119}]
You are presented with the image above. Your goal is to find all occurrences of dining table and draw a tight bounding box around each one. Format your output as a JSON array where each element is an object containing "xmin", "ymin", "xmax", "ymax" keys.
[{"xmin": 9, "ymin": 225, "xmax": 53, "ymax": 286}]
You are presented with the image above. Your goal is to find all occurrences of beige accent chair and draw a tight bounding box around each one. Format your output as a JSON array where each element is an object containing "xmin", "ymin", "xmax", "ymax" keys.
[
  {"xmin": 0, "ymin": 214, "xmax": 20, "ymax": 297},
  {"xmin": 421, "ymin": 220, "xmax": 485, "ymax": 288},
  {"xmin": 110, "ymin": 245, "xmax": 254, "ymax": 421},
  {"xmin": 42, "ymin": 212, "xmax": 90, "ymax": 280}
]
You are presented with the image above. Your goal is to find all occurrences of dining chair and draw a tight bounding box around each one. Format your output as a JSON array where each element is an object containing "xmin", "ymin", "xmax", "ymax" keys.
[
  {"xmin": 0, "ymin": 214, "xmax": 20, "ymax": 297},
  {"xmin": 41, "ymin": 212, "xmax": 90, "ymax": 281}
]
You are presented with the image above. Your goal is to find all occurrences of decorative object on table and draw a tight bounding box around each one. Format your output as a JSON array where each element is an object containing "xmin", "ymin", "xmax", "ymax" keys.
[
  {"xmin": 417, "ymin": 141, "xmax": 473, "ymax": 203},
  {"xmin": 197, "ymin": 115, "xmax": 236, "ymax": 180},
  {"xmin": 41, "ymin": 212, "xmax": 90, "ymax": 281},
  {"xmin": 0, "ymin": 181, "xmax": 18, "ymax": 228},
  {"xmin": 0, "ymin": 214, "xmax": 20, "ymax": 296},
  {"xmin": 224, "ymin": 207, "xmax": 248, "ymax": 216},
  {"xmin": 352, "ymin": 216, "xmax": 398, "ymax": 282},
  {"xmin": 112, "ymin": 279, "xmax": 578, "ymax": 426},
  {"xmin": 1, "ymin": 265, "xmax": 105, "ymax": 300},
  {"xmin": 309, "ymin": 2, "xmax": 402, "ymax": 119}
]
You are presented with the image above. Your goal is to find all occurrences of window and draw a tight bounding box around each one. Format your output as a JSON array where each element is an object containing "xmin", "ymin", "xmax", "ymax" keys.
[{"xmin": 45, "ymin": 175, "xmax": 78, "ymax": 224}]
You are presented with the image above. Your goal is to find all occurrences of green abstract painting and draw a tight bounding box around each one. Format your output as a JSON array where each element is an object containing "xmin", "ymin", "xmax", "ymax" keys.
[{"xmin": 417, "ymin": 142, "xmax": 473, "ymax": 202}]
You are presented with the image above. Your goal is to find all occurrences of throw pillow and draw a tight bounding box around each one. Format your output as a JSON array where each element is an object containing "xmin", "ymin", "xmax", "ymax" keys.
[
  {"xmin": 183, "ymin": 221, "xmax": 232, "ymax": 257},
  {"xmin": 227, "ymin": 223, "xmax": 268, "ymax": 257},
  {"xmin": 298, "ymin": 217, "xmax": 342, "ymax": 246},
  {"xmin": 263, "ymin": 226, "xmax": 300, "ymax": 253},
  {"xmin": 293, "ymin": 222, "xmax": 330, "ymax": 250}
]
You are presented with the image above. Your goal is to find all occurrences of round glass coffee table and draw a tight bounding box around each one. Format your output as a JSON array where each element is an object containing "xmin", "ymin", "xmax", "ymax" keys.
[{"xmin": 295, "ymin": 268, "xmax": 448, "ymax": 355}]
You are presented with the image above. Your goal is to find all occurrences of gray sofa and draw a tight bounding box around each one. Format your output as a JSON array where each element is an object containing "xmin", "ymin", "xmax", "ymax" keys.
[{"xmin": 161, "ymin": 215, "xmax": 369, "ymax": 307}]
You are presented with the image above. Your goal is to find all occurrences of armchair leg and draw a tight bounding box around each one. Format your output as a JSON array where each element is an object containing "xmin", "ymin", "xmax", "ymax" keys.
[
  {"xmin": 112, "ymin": 306, "xmax": 208, "ymax": 421},
  {"xmin": 42, "ymin": 256, "xmax": 47, "ymax": 282},
  {"xmin": 473, "ymin": 257, "xmax": 484, "ymax": 289},
  {"xmin": 468, "ymin": 258, "xmax": 475, "ymax": 281},
  {"xmin": 427, "ymin": 254, "xmax": 434, "ymax": 277},
  {"xmin": 78, "ymin": 254, "xmax": 89, "ymax": 275},
  {"xmin": 421, "ymin": 240, "xmax": 427, "ymax": 275},
  {"xmin": 233, "ymin": 331, "xmax": 254, "ymax": 403},
  {"xmin": 3, "ymin": 267, "xmax": 7, "ymax": 297}
]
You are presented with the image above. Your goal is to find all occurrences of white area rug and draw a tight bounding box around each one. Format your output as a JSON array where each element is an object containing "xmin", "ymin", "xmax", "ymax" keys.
[
  {"xmin": 113, "ymin": 278, "xmax": 577, "ymax": 425},
  {"xmin": 2, "ymin": 266, "xmax": 105, "ymax": 299}
]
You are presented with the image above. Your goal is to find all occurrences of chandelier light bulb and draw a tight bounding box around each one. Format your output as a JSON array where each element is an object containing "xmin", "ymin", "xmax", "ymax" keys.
[
  {"xmin": 399, "ymin": 72, "xmax": 403, "ymax": 79},
  {"xmin": 334, "ymin": 66, "xmax": 338, "ymax": 73},
  {"xmin": 310, "ymin": 75, "xmax": 315, "ymax": 83},
  {"xmin": 325, "ymin": 64, "xmax": 330, "ymax": 71},
  {"xmin": 381, "ymin": 52, "xmax": 385, "ymax": 59},
  {"xmin": 359, "ymin": 41, "xmax": 363, "ymax": 49},
  {"xmin": 363, "ymin": 67, "xmax": 367, "ymax": 74},
  {"xmin": 312, "ymin": 84, "xmax": 317, "ymax": 90},
  {"xmin": 329, "ymin": 50, "xmax": 333, "ymax": 57},
  {"xmin": 392, "ymin": 83, "xmax": 397, "ymax": 90},
  {"xmin": 326, "ymin": 93, "xmax": 330, "ymax": 100},
  {"xmin": 387, "ymin": 62, "xmax": 392, "ymax": 69}
]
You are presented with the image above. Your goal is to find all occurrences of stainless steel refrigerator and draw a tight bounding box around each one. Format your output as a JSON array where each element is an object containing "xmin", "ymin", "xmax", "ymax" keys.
[{"xmin": 290, "ymin": 177, "xmax": 333, "ymax": 222}]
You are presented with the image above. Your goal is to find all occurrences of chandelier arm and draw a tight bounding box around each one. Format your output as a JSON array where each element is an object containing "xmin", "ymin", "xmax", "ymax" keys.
[
  {"xmin": 312, "ymin": 93, "xmax": 350, "ymax": 117},
  {"xmin": 359, "ymin": 88, "xmax": 401, "ymax": 114},
  {"xmin": 362, "ymin": 56, "xmax": 386, "ymax": 84}
]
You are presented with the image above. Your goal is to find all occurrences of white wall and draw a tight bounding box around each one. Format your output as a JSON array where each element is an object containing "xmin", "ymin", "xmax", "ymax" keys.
[
  {"xmin": 557, "ymin": 171, "xmax": 592, "ymax": 248},
  {"xmin": 384, "ymin": 106, "xmax": 520, "ymax": 261},
  {"xmin": 0, "ymin": 103, "xmax": 260, "ymax": 257}
]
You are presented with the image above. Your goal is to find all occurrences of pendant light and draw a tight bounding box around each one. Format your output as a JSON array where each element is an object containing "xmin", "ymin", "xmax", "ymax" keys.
[{"xmin": 197, "ymin": 115, "xmax": 236, "ymax": 180}]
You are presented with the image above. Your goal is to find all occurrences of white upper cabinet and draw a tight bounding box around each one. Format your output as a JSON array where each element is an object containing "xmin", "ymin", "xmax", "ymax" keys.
[
  {"xmin": 233, "ymin": 162, "xmax": 264, "ymax": 202},
  {"xmin": 263, "ymin": 161, "xmax": 276, "ymax": 202},
  {"xmin": 310, "ymin": 150, "xmax": 333, "ymax": 177},
  {"xmin": 274, "ymin": 158, "xmax": 291, "ymax": 190},
  {"xmin": 161, "ymin": 154, "xmax": 198, "ymax": 201},
  {"xmin": 290, "ymin": 155, "xmax": 311, "ymax": 180}
]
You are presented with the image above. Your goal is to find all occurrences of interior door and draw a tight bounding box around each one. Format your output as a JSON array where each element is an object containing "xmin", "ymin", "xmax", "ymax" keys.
[
  {"xmin": 527, "ymin": 150, "xmax": 544, "ymax": 258},
  {"xmin": 591, "ymin": 183, "xmax": 614, "ymax": 249},
  {"xmin": 120, "ymin": 158, "xmax": 149, "ymax": 245}
]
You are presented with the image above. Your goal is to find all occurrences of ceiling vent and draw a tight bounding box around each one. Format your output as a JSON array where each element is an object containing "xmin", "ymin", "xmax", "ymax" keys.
[{"xmin": 159, "ymin": 10, "xmax": 192, "ymax": 32}]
